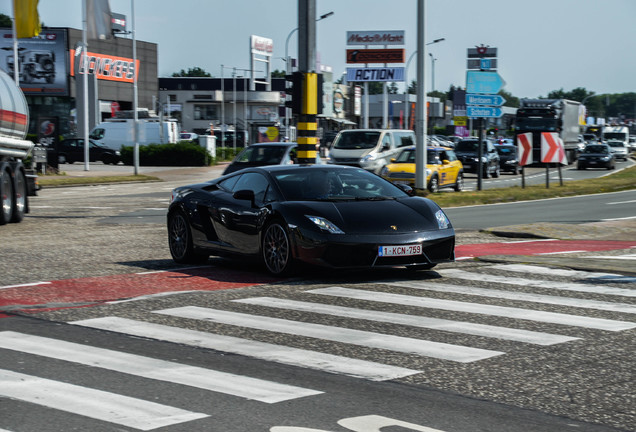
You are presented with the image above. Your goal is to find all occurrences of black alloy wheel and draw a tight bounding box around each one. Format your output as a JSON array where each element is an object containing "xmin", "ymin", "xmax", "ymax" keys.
[
  {"xmin": 168, "ymin": 210, "xmax": 208, "ymax": 264},
  {"xmin": 262, "ymin": 220, "xmax": 292, "ymax": 275},
  {"xmin": 0, "ymin": 167, "xmax": 14, "ymax": 225},
  {"xmin": 10, "ymin": 169, "xmax": 27, "ymax": 223},
  {"xmin": 428, "ymin": 175, "xmax": 439, "ymax": 193},
  {"xmin": 454, "ymin": 172, "xmax": 464, "ymax": 192}
]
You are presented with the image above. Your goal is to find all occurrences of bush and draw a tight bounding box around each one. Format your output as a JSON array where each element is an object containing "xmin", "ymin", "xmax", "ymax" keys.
[
  {"xmin": 216, "ymin": 146, "xmax": 244, "ymax": 161},
  {"xmin": 120, "ymin": 141, "xmax": 211, "ymax": 166}
]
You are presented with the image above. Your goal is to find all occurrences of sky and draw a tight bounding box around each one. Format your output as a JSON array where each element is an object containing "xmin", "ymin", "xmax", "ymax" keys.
[{"xmin": 1, "ymin": 0, "xmax": 635, "ymax": 99}]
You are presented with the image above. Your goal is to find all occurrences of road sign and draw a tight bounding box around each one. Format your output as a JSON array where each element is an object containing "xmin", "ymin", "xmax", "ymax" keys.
[
  {"xmin": 465, "ymin": 94, "xmax": 506, "ymax": 106},
  {"xmin": 541, "ymin": 132, "xmax": 567, "ymax": 165},
  {"xmin": 517, "ymin": 133, "xmax": 533, "ymax": 166},
  {"xmin": 466, "ymin": 106, "xmax": 502, "ymax": 118},
  {"xmin": 466, "ymin": 71, "xmax": 505, "ymax": 94}
]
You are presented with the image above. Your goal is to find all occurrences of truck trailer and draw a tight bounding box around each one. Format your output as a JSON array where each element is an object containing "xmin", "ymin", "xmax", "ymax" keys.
[
  {"xmin": 515, "ymin": 98, "xmax": 583, "ymax": 164},
  {"xmin": 0, "ymin": 69, "xmax": 37, "ymax": 225}
]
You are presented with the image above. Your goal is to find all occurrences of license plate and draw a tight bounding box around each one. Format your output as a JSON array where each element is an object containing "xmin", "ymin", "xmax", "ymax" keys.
[
  {"xmin": 378, "ymin": 244, "xmax": 422, "ymax": 257},
  {"xmin": 394, "ymin": 180, "xmax": 410, "ymax": 185}
]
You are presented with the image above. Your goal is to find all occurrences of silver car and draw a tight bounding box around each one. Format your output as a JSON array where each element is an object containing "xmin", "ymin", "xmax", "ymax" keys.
[{"xmin": 606, "ymin": 140, "xmax": 629, "ymax": 161}]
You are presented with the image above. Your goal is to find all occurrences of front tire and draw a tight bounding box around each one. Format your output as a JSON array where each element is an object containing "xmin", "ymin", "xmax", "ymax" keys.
[
  {"xmin": 454, "ymin": 172, "xmax": 464, "ymax": 192},
  {"xmin": 262, "ymin": 220, "xmax": 293, "ymax": 275},
  {"xmin": 168, "ymin": 210, "xmax": 208, "ymax": 264},
  {"xmin": 428, "ymin": 175, "xmax": 439, "ymax": 193}
]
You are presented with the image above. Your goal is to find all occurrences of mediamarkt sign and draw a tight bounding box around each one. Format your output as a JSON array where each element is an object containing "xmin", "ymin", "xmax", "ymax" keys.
[{"xmin": 346, "ymin": 31, "xmax": 405, "ymax": 46}]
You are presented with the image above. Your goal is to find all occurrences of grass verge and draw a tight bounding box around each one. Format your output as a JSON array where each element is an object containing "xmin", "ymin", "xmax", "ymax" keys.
[
  {"xmin": 424, "ymin": 164, "xmax": 636, "ymax": 208},
  {"xmin": 38, "ymin": 174, "xmax": 160, "ymax": 187}
]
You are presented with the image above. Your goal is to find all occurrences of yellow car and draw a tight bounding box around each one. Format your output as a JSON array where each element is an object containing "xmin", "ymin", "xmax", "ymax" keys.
[{"xmin": 380, "ymin": 146, "xmax": 464, "ymax": 192}]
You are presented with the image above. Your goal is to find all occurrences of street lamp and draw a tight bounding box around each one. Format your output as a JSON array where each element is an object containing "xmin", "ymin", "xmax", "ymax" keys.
[
  {"xmin": 403, "ymin": 37, "xmax": 444, "ymax": 129},
  {"xmin": 284, "ymin": 11, "xmax": 334, "ymax": 138},
  {"xmin": 428, "ymin": 53, "xmax": 436, "ymax": 93}
]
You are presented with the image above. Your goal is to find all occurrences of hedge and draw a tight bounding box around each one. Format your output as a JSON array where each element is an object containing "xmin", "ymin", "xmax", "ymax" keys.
[{"xmin": 120, "ymin": 141, "xmax": 211, "ymax": 166}]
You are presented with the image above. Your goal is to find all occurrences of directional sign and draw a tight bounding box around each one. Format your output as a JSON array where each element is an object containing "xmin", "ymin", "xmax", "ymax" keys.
[
  {"xmin": 465, "ymin": 94, "xmax": 506, "ymax": 106},
  {"xmin": 466, "ymin": 106, "xmax": 503, "ymax": 118},
  {"xmin": 517, "ymin": 133, "xmax": 533, "ymax": 166},
  {"xmin": 466, "ymin": 71, "xmax": 505, "ymax": 94},
  {"xmin": 541, "ymin": 132, "xmax": 568, "ymax": 165}
]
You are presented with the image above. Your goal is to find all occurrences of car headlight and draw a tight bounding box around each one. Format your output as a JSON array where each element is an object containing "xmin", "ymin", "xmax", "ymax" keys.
[
  {"xmin": 601, "ymin": 156, "xmax": 610, "ymax": 161},
  {"xmin": 306, "ymin": 215, "xmax": 345, "ymax": 234},
  {"xmin": 481, "ymin": 157, "xmax": 488, "ymax": 163},
  {"xmin": 115, "ymin": 151, "xmax": 121, "ymax": 155},
  {"xmin": 435, "ymin": 209, "xmax": 450, "ymax": 229},
  {"xmin": 361, "ymin": 154, "xmax": 377, "ymax": 162}
]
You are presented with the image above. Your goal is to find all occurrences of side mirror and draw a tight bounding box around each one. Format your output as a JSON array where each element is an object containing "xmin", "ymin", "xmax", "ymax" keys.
[
  {"xmin": 233, "ymin": 189, "xmax": 255, "ymax": 204},
  {"xmin": 395, "ymin": 183, "xmax": 415, "ymax": 196},
  {"xmin": 390, "ymin": 157, "xmax": 397, "ymax": 163},
  {"xmin": 442, "ymin": 159, "xmax": 450, "ymax": 165}
]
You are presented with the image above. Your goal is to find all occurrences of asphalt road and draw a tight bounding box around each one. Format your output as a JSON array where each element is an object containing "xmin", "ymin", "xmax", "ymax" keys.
[{"xmin": 1, "ymin": 163, "xmax": 634, "ymax": 432}]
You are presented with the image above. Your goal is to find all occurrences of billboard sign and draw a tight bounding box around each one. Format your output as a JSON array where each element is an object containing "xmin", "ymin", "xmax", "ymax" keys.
[
  {"xmin": 250, "ymin": 35, "xmax": 273, "ymax": 57},
  {"xmin": 346, "ymin": 49, "xmax": 404, "ymax": 64},
  {"xmin": 346, "ymin": 67, "xmax": 404, "ymax": 82},
  {"xmin": 346, "ymin": 31, "xmax": 405, "ymax": 46},
  {"xmin": 70, "ymin": 49, "xmax": 139, "ymax": 83},
  {"xmin": 0, "ymin": 28, "xmax": 69, "ymax": 96}
]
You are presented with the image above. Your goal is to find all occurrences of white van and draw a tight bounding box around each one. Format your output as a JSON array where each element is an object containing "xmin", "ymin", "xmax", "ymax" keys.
[
  {"xmin": 90, "ymin": 119, "xmax": 179, "ymax": 151},
  {"xmin": 328, "ymin": 129, "xmax": 416, "ymax": 174}
]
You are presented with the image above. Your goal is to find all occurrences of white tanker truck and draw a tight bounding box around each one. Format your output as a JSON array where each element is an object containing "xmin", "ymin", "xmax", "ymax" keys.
[{"xmin": 0, "ymin": 68, "xmax": 37, "ymax": 225}]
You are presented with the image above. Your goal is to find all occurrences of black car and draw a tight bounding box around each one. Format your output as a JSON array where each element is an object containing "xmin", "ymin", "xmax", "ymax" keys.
[
  {"xmin": 577, "ymin": 144, "xmax": 615, "ymax": 170},
  {"xmin": 494, "ymin": 144, "xmax": 520, "ymax": 175},
  {"xmin": 222, "ymin": 142, "xmax": 323, "ymax": 175},
  {"xmin": 168, "ymin": 165, "xmax": 455, "ymax": 275},
  {"xmin": 454, "ymin": 139, "xmax": 500, "ymax": 178},
  {"xmin": 56, "ymin": 138, "xmax": 121, "ymax": 165}
]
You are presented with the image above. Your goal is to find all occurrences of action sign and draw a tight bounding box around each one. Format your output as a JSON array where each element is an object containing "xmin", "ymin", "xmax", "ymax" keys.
[
  {"xmin": 346, "ymin": 67, "xmax": 404, "ymax": 82},
  {"xmin": 466, "ymin": 106, "xmax": 502, "ymax": 118},
  {"xmin": 466, "ymin": 71, "xmax": 505, "ymax": 94}
]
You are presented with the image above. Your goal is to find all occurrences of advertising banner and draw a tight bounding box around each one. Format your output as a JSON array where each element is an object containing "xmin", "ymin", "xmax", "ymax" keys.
[
  {"xmin": 346, "ymin": 31, "xmax": 405, "ymax": 46},
  {"xmin": 346, "ymin": 67, "xmax": 404, "ymax": 82},
  {"xmin": 0, "ymin": 28, "xmax": 69, "ymax": 96},
  {"xmin": 346, "ymin": 49, "xmax": 405, "ymax": 64}
]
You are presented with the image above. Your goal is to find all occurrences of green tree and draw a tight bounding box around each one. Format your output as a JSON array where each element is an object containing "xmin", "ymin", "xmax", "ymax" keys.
[
  {"xmin": 0, "ymin": 13, "xmax": 12, "ymax": 28},
  {"xmin": 171, "ymin": 67, "xmax": 211, "ymax": 77},
  {"xmin": 271, "ymin": 69, "xmax": 286, "ymax": 78},
  {"xmin": 499, "ymin": 89, "xmax": 519, "ymax": 108}
]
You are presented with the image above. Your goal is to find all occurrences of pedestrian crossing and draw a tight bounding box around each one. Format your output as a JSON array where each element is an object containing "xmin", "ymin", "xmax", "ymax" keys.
[{"xmin": 2, "ymin": 264, "xmax": 634, "ymax": 430}]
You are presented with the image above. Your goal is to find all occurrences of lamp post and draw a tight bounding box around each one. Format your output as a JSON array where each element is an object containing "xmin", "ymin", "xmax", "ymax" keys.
[
  {"xmin": 284, "ymin": 11, "xmax": 334, "ymax": 138},
  {"xmin": 428, "ymin": 52, "xmax": 436, "ymax": 93},
  {"xmin": 403, "ymin": 37, "xmax": 444, "ymax": 131}
]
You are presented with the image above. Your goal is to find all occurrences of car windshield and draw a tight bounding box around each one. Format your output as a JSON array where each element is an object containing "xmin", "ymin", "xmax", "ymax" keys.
[
  {"xmin": 496, "ymin": 146, "xmax": 515, "ymax": 155},
  {"xmin": 584, "ymin": 145, "xmax": 608, "ymax": 154},
  {"xmin": 395, "ymin": 148, "xmax": 437, "ymax": 164},
  {"xmin": 332, "ymin": 131, "xmax": 381, "ymax": 150},
  {"xmin": 454, "ymin": 141, "xmax": 483, "ymax": 152},
  {"xmin": 273, "ymin": 168, "xmax": 409, "ymax": 201},
  {"xmin": 235, "ymin": 146, "xmax": 288, "ymax": 164},
  {"xmin": 606, "ymin": 141, "xmax": 624, "ymax": 148}
]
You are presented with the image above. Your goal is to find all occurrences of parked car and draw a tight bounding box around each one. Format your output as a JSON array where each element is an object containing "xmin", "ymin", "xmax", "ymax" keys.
[
  {"xmin": 56, "ymin": 138, "xmax": 121, "ymax": 164},
  {"xmin": 179, "ymin": 132, "xmax": 198, "ymax": 142},
  {"xmin": 577, "ymin": 144, "xmax": 615, "ymax": 170},
  {"xmin": 605, "ymin": 139, "xmax": 629, "ymax": 161},
  {"xmin": 380, "ymin": 146, "xmax": 464, "ymax": 193},
  {"xmin": 222, "ymin": 142, "xmax": 323, "ymax": 175},
  {"xmin": 494, "ymin": 144, "xmax": 520, "ymax": 175},
  {"xmin": 454, "ymin": 139, "xmax": 500, "ymax": 178},
  {"xmin": 167, "ymin": 164, "xmax": 455, "ymax": 274}
]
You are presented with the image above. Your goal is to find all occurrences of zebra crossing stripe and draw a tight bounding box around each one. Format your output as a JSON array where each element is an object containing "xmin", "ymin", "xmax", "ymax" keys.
[
  {"xmin": 0, "ymin": 331, "xmax": 320, "ymax": 404},
  {"xmin": 308, "ymin": 287, "xmax": 636, "ymax": 332},
  {"xmin": 235, "ymin": 297, "xmax": 579, "ymax": 346},
  {"xmin": 0, "ymin": 369, "xmax": 208, "ymax": 431},
  {"xmin": 389, "ymin": 280, "xmax": 636, "ymax": 314},
  {"xmin": 154, "ymin": 306, "xmax": 505, "ymax": 363},
  {"xmin": 489, "ymin": 264, "xmax": 636, "ymax": 283},
  {"xmin": 438, "ymin": 268, "xmax": 636, "ymax": 298},
  {"xmin": 72, "ymin": 317, "xmax": 419, "ymax": 381}
]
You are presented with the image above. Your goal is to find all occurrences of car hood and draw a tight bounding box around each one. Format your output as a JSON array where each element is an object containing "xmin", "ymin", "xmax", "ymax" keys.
[
  {"xmin": 579, "ymin": 152, "xmax": 610, "ymax": 158},
  {"xmin": 329, "ymin": 147, "xmax": 373, "ymax": 159},
  {"xmin": 288, "ymin": 197, "xmax": 450, "ymax": 234}
]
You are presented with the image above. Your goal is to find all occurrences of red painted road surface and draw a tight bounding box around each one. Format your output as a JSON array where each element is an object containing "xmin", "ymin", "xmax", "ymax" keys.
[{"xmin": 1, "ymin": 239, "xmax": 635, "ymax": 318}]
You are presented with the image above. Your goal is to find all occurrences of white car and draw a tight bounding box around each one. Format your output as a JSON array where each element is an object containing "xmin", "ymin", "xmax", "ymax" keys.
[{"xmin": 606, "ymin": 140, "xmax": 629, "ymax": 161}]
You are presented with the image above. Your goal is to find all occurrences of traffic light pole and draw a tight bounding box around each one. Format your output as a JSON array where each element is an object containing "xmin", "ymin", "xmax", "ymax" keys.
[{"xmin": 296, "ymin": 0, "xmax": 318, "ymax": 164}]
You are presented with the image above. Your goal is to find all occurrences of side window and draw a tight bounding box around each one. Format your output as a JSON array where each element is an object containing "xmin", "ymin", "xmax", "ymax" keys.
[
  {"xmin": 218, "ymin": 175, "xmax": 241, "ymax": 192},
  {"xmin": 232, "ymin": 172, "xmax": 270, "ymax": 205},
  {"xmin": 446, "ymin": 150, "xmax": 457, "ymax": 162},
  {"xmin": 90, "ymin": 128, "xmax": 104, "ymax": 139},
  {"xmin": 396, "ymin": 132, "xmax": 414, "ymax": 147}
]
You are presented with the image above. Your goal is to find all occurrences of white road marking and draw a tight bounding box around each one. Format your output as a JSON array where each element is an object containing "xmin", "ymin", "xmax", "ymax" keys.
[
  {"xmin": 235, "ymin": 297, "xmax": 578, "ymax": 346},
  {"xmin": 389, "ymin": 280, "xmax": 636, "ymax": 314},
  {"xmin": 72, "ymin": 317, "xmax": 418, "ymax": 381},
  {"xmin": 584, "ymin": 254, "xmax": 636, "ymax": 261},
  {"xmin": 489, "ymin": 264, "xmax": 636, "ymax": 283},
  {"xmin": 308, "ymin": 287, "xmax": 635, "ymax": 331},
  {"xmin": 0, "ymin": 331, "xmax": 320, "ymax": 403},
  {"xmin": 154, "ymin": 306, "xmax": 505, "ymax": 363},
  {"xmin": 0, "ymin": 369, "xmax": 208, "ymax": 431},
  {"xmin": 438, "ymin": 268, "xmax": 636, "ymax": 298}
]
